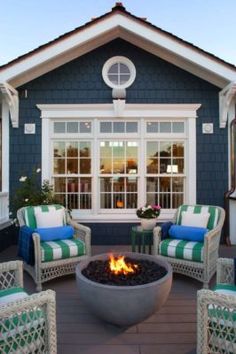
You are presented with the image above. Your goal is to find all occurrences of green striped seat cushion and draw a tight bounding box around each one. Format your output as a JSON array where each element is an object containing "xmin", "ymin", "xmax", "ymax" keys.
[
  {"xmin": 176, "ymin": 205, "xmax": 220, "ymax": 230},
  {"xmin": 41, "ymin": 238, "xmax": 85, "ymax": 262},
  {"xmin": 0, "ymin": 287, "xmax": 45, "ymax": 353},
  {"xmin": 207, "ymin": 284, "xmax": 236, "ymax": 353},
  {"xmin": 24, "ymin": 204, "xmax": 65, "ymax": 229},
  {"xmin": 159, "ymin": 238, "xmax": 204, "ymax": 262}
]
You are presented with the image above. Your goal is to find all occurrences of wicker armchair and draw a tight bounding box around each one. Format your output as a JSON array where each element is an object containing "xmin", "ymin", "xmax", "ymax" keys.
[
  {"xmin": 197, "ymin": 258, "xmax": 236, "ymax": 354},
  {"xmin": 17, "ymin": 205, "xmax": 91, "ymax": 291},
  {"xmin": 0, "ymin": 260, "xmax": 57, "ymax": 353},
  {"xmin": 153, "ymin": 205, "xmax": 225, "ymax": 288}
]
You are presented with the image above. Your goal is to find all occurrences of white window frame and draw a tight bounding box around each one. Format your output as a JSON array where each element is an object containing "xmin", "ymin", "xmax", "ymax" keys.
[
  {"xmin": 38, "ymin": 102, "xmax": 200, "ymax": 222},
  {"xmin": 102, "ymin": 56, "xmax": 136, "ymax": 89}
]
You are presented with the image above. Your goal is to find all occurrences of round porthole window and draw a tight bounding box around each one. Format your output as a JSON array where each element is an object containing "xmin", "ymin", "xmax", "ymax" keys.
[{"xmin": 102, "ymin": 56, "xmax": 136, "ymax": 89}]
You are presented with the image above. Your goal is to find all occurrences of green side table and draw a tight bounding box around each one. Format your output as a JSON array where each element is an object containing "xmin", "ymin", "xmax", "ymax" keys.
[{"xmin": 131, "ymin": 225, "xmax": 153, "ymax": 254}]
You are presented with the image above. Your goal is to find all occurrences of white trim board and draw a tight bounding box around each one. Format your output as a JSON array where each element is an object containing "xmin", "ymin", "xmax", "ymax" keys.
[
  {"xmin": 38, "ymin": 102, "xmax": 200, "ymax": 221},
  {"xmin": 0, "ymin": 12, "xmax": 235, "ymax": 88}
]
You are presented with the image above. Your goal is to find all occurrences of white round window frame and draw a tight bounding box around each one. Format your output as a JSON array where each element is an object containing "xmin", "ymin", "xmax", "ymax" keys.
[{"xmin": 102, "ymin": 56, "xmax": 136, "ymax": 89}]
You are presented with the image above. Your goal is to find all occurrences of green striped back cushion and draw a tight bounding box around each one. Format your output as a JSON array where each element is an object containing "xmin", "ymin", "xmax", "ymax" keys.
[
  {"xmin": 159, "ymin": 238, "xmax": 204, "ymax": 262},
  {"xmin": 0, "ymin": 288, "xmax": 45, "ymax": 353},
  {"xmin": 176, "ymin": 205, "xmax": 220, "ymax": 230},
  {"xmin": 41, "ymin": 238, "xmax": 85, "ymax": 262},
  {"xmin": 207, "ymin": 284, "xmax": 236, "ymax": 353},
  {"xmin": 24, "ymin": 204, "xmax": 65, "ymax": 228}
]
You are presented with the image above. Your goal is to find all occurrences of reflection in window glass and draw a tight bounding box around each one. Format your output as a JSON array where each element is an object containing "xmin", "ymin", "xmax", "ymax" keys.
[
  {"xmin": 80, "ymin": 122, "xmax": 91, "ymax": 133},
  {"xmin": 114, "ymin": 122, "xmax": 125, "ymax": 133},
  {"xmin": 67, "ymin": 122, "xmax": 78, "ymax": 133},
  {"xmin": 160, "ymin": 122, "xmax": 171, "ymax": 133},
  {"xmin": 54, "ymin": 122, "xmax": 65, "ymax": 133},
  {"xmin": 100, "ymin": 122, "xmax": 112, "ymax": 133},
  {"xmin": 173, "ymin": 122, "xmax": 184, "ymax": 133},
  {"xmin": 147, "ymin": 122, "xmax": 158, "ymax": 133}
]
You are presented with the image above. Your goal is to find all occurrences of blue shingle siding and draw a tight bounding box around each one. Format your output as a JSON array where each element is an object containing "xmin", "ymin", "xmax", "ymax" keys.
[{"xmin": 9, "ymin": 39, "xmax": 227, "ymax": 243}]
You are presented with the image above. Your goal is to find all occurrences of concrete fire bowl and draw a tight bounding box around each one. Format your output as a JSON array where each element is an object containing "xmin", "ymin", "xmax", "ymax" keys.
[{"xmin": 76, "ymin": 252, "xmax": 172, "ymax": 327}]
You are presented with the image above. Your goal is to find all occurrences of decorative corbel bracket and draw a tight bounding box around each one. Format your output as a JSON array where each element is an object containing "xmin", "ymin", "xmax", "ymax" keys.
[
  {"xmin": 219, "ymin": 81, "xmax": 236, "ymax": 128},
  {"xmin": 113, "ymin": 99, "xmax": 126, "ymax": 117},
  {"xmin": 0, "ymin": 82, "xmax": 19, "ymax": 128}
]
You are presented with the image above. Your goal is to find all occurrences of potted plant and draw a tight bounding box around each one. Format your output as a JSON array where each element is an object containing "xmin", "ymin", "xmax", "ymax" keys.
[{"xmin": 136, "ymin": 204, "xmax": 161, "ymax": 230}]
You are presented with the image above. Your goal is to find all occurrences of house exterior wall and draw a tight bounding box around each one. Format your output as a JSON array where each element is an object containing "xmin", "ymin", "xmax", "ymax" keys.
[{"xmin": 9, "ymin": 39, "xmax": 227, "ymax": 244}]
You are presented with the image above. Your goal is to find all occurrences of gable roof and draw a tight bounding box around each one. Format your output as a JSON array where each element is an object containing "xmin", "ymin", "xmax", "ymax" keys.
[{"xmin": 0, "ymin": 3, "xmax": 236, "ymax": 88}]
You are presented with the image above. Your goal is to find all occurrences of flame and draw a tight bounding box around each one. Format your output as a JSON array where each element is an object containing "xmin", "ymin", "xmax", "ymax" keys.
[{"xmin": 109, "ymin": 254, "xmax": 138, "ymax": 275}]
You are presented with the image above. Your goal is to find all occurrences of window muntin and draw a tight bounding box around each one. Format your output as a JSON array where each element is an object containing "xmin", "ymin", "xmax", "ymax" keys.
[
  {"xmin": 146, "ymin": 140, "xmax": 185, "ymax": 209},
  {"xmin": 51, "ymin": 119, "xmax": 186, "ymax": 214},
  {"xmin": 102, "ymin": 56, "xmax": 136, "ymax": 89},
  {"xmin": 53, "ymin": 140, "xmax": 92, "ymax": 210},
  {"xmin": 53, "ymin": 121, "xmax": 91, "ymax": 134}
]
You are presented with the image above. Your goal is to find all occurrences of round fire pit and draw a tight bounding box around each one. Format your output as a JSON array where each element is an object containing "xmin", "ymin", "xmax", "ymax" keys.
[{"xmin": 76, "ymin": 252, "xmax": 172, "ymax": 326}]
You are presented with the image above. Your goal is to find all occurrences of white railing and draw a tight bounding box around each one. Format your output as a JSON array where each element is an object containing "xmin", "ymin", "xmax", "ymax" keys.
[{"xmin": 0, "ymin": 192, "xmax": 9, "ymax": 224}]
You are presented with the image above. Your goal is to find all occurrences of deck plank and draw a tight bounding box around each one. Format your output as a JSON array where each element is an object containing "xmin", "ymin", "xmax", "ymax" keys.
[{"xmin": 1, "ymin": 244, "xmax": 235, "ymax": 354}]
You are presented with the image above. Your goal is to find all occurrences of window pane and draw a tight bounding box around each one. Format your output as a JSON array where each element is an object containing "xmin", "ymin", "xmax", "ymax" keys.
[
  {"xmin": 146, "ymin": 194, "xmax": 156, "ymax": 206},
  {"xmin": 80, "ymin": 142, "xmax": 91, "ymax": 157},
  {"xmin": 108, "ymin": 74, "xmax": 118, "ymax": 84},
  {"xmin": 160, "ymin": 194, "xmax": 171, "ymax": 208},
  {"xmin": 54, "ymin": 159, "xmax": 65, "ymax": 174},
  {"xmin": 127, "ymin": 193, "xmax": 137, "ymax": 208},
  {"xmin": 80, "ymin": 122, "xmax": 91, "ymax": 133},
  {"xmin": 68, "ymin": 194, "xmax": 79, "ymax": 210},
  {"xmin": 100, "ymin": 122, "xmax": 112, "ymax": 133},
  {"xmin": 100, "ymin": 141, "xmax": 112, "ymax": 157},
  {"xmin": 54, "ymin": 142, "xmax": 65, "ymax": 157},
  {"xmin": 100, "ymin": 158, "xmax": 112, "ymax": 174},
  {"xmin": 67, "ymin": 178, "xmax": 78, "ymax": 192},
  {"xmin": 126, "ymin": 159, "xmax": 138, "ymax": 174},
  {"xmin": 67, "ymin": 122, "xmax": 78, "ymax": 133},
  {"xmin": 160, "ymin": 159, "xmax": 171, "ymax": 174},
  {"xmin": 120, "ymin": 74, "xmax": 130, "ymax": 84},
  {"xmin": 173, "ymin": 143, "xmax": 184, "ymax": 157},
  {"xmin": 160, "ymin": 142, "xmax": 171, "ymax": 157},
  {"xmin": 127, "ymin": 177, "xmax": 137, "ymax": 192},
  {"xmin": 54, "ymin": 122, "xmax": 65, "ymax": 133},
  {"xmin": 147, "ymin": 142, "xmax": 158, "ymax": 157},
  {"xmin": 109, "ymin": 63, "xmax": 118, "ymax": 74},
  {"xmin": 173, "ymin": 122, "xmax": 184, "ymax": 133},
  {"xmin": 80, "ymin": 194, "xmax": 91, "ymax": 209},
  {"xmin": 113, "ymin": 158, "xmax": 125, "ymax": 174},
  {"xmin": 147, "ymin": 158, "xmax": 158, "ymax": 173},
  {"xmin": 147, "ymin": 177, "xmax": 158, "ymax": 192},
  {"xmin": 80, "ymin": 177, "xmax": 91, "ymax": 193},
  {"xmin": 126, "ymin": 142, "xmax": 138, "ymax": 157},
  {"xmin": 160, "ymin": 122, "xmax": 171, "ymax": 133},
  {"xmin": 147, "ymin": 122, "xmax": 158, "ymax": 133},
  {"xmin": 172, "ymin": 194, "xmax": 183, "ymax": 208},
  {"xmin": 66, "ymin": 142, "xmax": 78, "ymax": 157},
  {"xmin": 80, "ymin": 159, "xmax": 91, "ymax": 174},
  {"xmin": 119, "ymin": 63, "xmax": 130, "ymax": 74},
  {"xmin": 173, "ymin": 159, "xmax": 184, "ymax": 173},
  {"xmin": 113, "ymin": 142, "xmax": 125, "ymax": 157},
  {"xmin": 100, "ymin": 177, "xmax": 112, "ymax": 192},
  {"xmin": 67, "ymin": 159, "xmax": 78, "ymax": 174},
  {"xmin": 126, "ymin": 122, "xmax": 138, "ymax": 133},
  {"xmin": 113, "ymin": 194, "xmax": 125, "ymax": 209},
  {"xmin": 100, "ymin": 193, "xmax": 112, "ymax": 208},
  {"xmin": 160, "ymin": 177, "xmax": 170, "ymax": 192},
  {"xmin": 54, "ymin": 177, "xmax": 66, "ymax": 192},
  {"xmin": 172, "ymin": 177, "xmax": 184, "ymax": 192},
  {"xmin": 113, "ymin": 177, "xmax": 125, "ymax": 192},
  {"xmin": 113, "ymin": 122, "xmax": 125, "ymax": 133}
]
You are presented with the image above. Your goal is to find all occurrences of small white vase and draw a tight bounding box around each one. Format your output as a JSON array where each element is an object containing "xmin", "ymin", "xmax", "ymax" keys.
[{"xmin": 140, "ymin": 218, "xmax": 157, "ymax": 230}]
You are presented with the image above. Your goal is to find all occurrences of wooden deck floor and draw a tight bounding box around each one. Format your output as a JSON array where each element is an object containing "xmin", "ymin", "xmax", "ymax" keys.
[{"xmin": 1, "ymin": 244, "xmax": 235, "ymax": 354}]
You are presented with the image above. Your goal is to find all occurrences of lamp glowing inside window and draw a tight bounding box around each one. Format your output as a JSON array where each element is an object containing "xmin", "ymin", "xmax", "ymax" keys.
[{"xmin": 167, "ymin": 165, "xmax": 178, "ymax": 173}]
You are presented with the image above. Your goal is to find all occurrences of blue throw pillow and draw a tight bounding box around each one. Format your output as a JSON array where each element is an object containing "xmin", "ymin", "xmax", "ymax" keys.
[
  {"xmin": 35, "ymin": 225, "xmax": 74, "ymax": 242},
  {"xmin": 161, "ymin": 221, "xmax": 173, "ymax": 240},
  {"xmin": 168, "ymin": 225, "xmax": 208, "ymax": 242}
]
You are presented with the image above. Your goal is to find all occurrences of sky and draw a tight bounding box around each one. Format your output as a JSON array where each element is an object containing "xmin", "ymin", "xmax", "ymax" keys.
[{"xmin": 0, "ymin": 0, "xmax": 235, "ymax": 66}]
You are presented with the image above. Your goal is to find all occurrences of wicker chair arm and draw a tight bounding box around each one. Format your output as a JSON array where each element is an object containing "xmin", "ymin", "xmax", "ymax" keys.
[
  {"xmin": 0, "ymin": 261, "xmax": 23, "ymax": 289},
  {"xmin": 152, "ymin": 226, "xmax": 162, "ymax": 255},
  {"xmin": 69, "ymin": 219, "xmax": 91, "ymax": 257},
  {"xmin": 217, "ymin": 258, "xmax": 234, "ymax": 285},
  {"xmin": 0, "ymin": 289, "xmax": 57, "ymax": 354}
]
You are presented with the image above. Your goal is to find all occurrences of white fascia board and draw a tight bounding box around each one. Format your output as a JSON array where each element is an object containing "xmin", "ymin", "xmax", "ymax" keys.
[
  {"xmin": 1, "ymin": 13, "xmax": 236, "ymax": 86},
  {"xmin": 37, "ymin": 103, "xmax": 201, "ymax": 119},
  {"xmin": 117, "ymin": 16, "xmax": 236, "ymax": 84}
]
